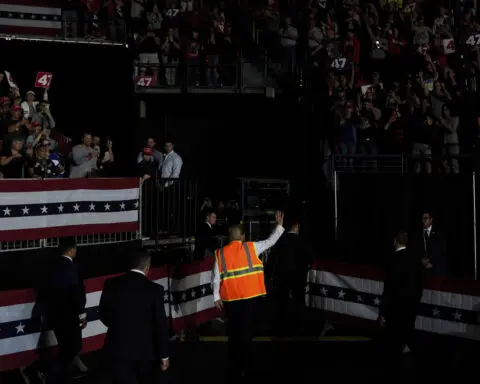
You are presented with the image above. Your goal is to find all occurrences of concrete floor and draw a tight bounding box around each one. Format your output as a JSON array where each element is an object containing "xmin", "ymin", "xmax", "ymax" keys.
[
  {"xmin": 3, "ymin": 310, "xmax": 480, "ymax": 384},
  {"xmin": 4, "ymin": 334, "xmax": 480, "ymax": 384}
]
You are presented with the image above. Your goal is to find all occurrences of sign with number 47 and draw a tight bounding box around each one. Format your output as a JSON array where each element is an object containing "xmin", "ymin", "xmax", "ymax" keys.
[
  {"xmin": 331, "ymin": 58, "xmax": 347, "ymax": 70},
  {"xmin": 35, "ymin": 72, "xmax": 53, "ymax": 89},
  {"xmin": 466, "ymin": 34, "xmax": 480, "ymax": 46},
  {"xmin": 136, "ymin": 76, "xmax": 153, "ymax": 87}
]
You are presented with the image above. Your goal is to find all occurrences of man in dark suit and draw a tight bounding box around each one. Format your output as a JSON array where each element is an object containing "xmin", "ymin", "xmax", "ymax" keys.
[
  {"xmin": 421, "ymin": 211, "xmax": 448, "ymax": 277},
  {"xmin": 270, "ymin": 220, "xmax": 312, "ymax": 336},
  {"xmin": 99, "ymin": 250, "xmax": 169, "ymax": 384},
  {"xmin": 379, "ymin": 231, "xmax": 425, "ymax": 367},
  {"xmin": 193, "ymin": 209, "xmax": 218, "ymax": 260},
  {"xmin": 44, "ymin": 237, "xmax": 87, "ymax": 384}
]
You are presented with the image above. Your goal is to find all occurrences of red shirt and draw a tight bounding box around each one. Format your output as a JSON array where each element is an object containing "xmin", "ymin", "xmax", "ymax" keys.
[
  {"xmin": 388, "ymin": 35, "xmax": 405, "ymax": 55},
  {"xmin": 344, "ymin": 36, "xmax": 360, "ymax": 64}
]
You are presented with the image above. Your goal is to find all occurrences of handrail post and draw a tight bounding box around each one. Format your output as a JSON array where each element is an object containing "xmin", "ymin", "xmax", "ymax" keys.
[
  {"xmin": 138, "ymin": 177, "xmax": 142, "ymax": 240},
  {"xmin": 334, "ymin": 170, "xmax": 338, "ymax": 241},
  {"xmin": 474, "ymin": 171, "xmax": 478, "ymax": 280}
]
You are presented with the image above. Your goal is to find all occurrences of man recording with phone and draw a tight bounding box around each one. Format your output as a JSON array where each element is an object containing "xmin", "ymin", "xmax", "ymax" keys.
[{"xmin": 1, "ymin": 105, "xmax": 30, "ymax": 151}]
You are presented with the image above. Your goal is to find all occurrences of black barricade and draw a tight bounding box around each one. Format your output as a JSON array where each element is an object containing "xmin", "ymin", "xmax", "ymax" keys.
[
  {"xmin": 141, "ymin": 178, "xmax": 199, "ymax": 242},
  {"xmin": 335, "ymin": 173, "xmax": 475, "ymax": 279}
]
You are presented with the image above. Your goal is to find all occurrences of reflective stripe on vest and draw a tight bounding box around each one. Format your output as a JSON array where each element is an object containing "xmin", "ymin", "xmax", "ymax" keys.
[{"xmin": 218, "ymin": 243, "xmax": 264, "ymax": 280}]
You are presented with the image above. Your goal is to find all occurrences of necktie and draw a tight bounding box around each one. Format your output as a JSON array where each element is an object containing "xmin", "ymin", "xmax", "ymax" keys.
[{"xmin": 424, "ymin": 230, "xmax": 429, "ymax": 254}]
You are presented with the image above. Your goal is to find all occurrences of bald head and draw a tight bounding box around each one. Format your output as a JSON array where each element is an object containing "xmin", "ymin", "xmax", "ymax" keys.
[{"xmin": 229, "ymin": 224, "xmax": 246, "ymax": 242}]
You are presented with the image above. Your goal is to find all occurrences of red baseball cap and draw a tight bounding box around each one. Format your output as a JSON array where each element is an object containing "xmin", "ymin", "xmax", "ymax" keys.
[
  {"xmin": 11, "ymin": 105, "xmax": 21, "ymax": 111},
  {"xmin": 143, "ymin": 147, "xmax": 153, "ymax": 155}
]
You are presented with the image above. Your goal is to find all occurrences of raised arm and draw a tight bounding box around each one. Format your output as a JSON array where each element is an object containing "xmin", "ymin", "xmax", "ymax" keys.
[{"xmin": 252, "ymin": 211, "xmax": 285, "ymax": 255}]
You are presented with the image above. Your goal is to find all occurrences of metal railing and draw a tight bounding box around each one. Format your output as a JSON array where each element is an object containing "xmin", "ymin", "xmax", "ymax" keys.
[
  {"xmin": 0, "ymin": 231, "xmax": 140, "ymax": 253},
  {"xmin": 326, "ymin": 153, "xmax": 476, "ymax": 173},
  {"xmin": 134, "ymin": 56, "xmax": 269, "ymax": 93},
  {"xmin": 0, "ymin": 18, "xmax": 126, "ymax": 46},
  {"xmin": 0, "ymin": 179, "xmax": 198, "ymax": 253},
  {"xmin": 0, "ymin": 177, "xmax": 201, "ymax": 252},
  {"xmin": 140, "ymin": 178, "xmax": 199, "ymax": 247}
]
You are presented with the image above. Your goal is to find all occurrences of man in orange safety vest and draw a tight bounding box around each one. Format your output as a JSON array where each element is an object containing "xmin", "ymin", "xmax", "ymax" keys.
[{"xmin": 212, "ymin": 210, "xmax": 285, "ymax": 380}]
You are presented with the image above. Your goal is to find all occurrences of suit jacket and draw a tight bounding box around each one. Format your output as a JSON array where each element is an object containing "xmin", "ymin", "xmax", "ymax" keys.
[
  {"xmin": 270, "ymin": 232, "xmax": 313, "ymax": 284},
  {"xmin": 99, "ymin": 271, "xmax": 169, "ymax": 362},
  {"xmin": 194, "ymin": 222, "xmax": 217, "ymax": 259},
  {"xmin": 44, "ymin": 256, "xmax": 86, "ymax": 326},
  {"xmin": 380, "ymin": 248, "xmax": 424, "ymax": 319},
  {"xmin": 423, "ymin": 229, "xmax": 448, "ymax": 277}
]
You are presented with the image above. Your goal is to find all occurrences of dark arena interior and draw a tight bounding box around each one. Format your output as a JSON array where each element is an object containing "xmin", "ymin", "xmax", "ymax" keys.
[{"xmin": 1, "ymin": 0, "xmax": 480, "ymax": 382}]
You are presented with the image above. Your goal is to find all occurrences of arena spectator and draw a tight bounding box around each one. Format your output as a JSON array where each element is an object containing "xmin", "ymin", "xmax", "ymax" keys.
[
  {"xmin": 28, "ymin": 142, "xmax": 64, "ymax": 179},
  {"xmin": 70, "ymin": 133, "xmax": 98, "ymax": 178},
  {"xmin": 160, "ymin": 140, "xmax": 182, "ymax": 178},
  {"xmin": 0, "ymin": 137, "xmax": 27, "ymax": 179},
  {"xmin": 137, "ymin": 137, "xmax": 163, "ymax": 166},
  {"xmin": 0, "ymin": 72, "xmax": 114, "ymax": 180},
  {"xmin": 20, "ymin": 91, "xmax": 38, "ymax": 120},
  {"xmin": 243, "ymin": 0, "xmax": 480, "ymax": 172},
  {"xmin": 134, "ymin": 0, "xmax": 238, "ymax": 87}
]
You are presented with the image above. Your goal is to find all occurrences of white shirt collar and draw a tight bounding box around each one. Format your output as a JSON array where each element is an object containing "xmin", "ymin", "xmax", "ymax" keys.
[
  {"xmin": 424, "ymin": 225, "xmax": 432, "ymax": 234},
  {"xmin": 62, "ymin": 255, "xmax": 73, "ymax": 262},
  {"xmin": 206, "ymin": 221, "xmax": 212, "ymax": 228},
  {"xmin": 395, "ymin": 246, "xmax": 406, "ymax": 252},
  {"xmin": 130, "ymin": 269, "xmax": 145, "ymax": 276}
]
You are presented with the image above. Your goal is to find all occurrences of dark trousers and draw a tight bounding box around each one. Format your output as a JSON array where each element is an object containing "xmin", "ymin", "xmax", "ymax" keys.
[
  {"xmin": 47, "ymin": 321, "xmax": 82, "ymax": 383},
  {"xmin": 224, "ymin": 297, "xmax": 260, "ymax": 378},
  {"xmin": 383, "ymin": 302, "xmax": 418, "ymax": 366},
  {"xmin": 110, "ymin": 360, "xmax": 157, "ymax": 384},
  {"xmin": 273, "ymin": 277, "xmax": 305, "ymax": 336}
]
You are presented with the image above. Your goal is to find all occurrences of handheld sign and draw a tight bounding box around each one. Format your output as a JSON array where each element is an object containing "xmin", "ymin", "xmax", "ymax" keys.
[
  {"xmin": 465, "ymin": 34, "xmax": 480, "ymax": 46},
  {"xmin": 35, "ymin": 72, "xmax": 53, "ymax": 89},
  {"xmin": 166, "ymin": 8, "xmax": 179, "ymax": 17},
  {"xmin": 4, "ymin": 70, "xmax": 17, "ymax": 88},
  {"xmin": 136, "ymin": 76, "xmax": 153, "ymax": 87},
  {"xmin": 442, "ymin": 38, "xmax": 455, "ymax": 54},
  {"xmin": 330, "ymin": 57, "xmax": 351, "ymax": 72}
]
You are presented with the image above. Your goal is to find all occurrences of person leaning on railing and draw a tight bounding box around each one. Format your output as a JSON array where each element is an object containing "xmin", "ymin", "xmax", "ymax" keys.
[{"xmin": 211, "ymin": 211, "xmax": 284, "ymax": 380}]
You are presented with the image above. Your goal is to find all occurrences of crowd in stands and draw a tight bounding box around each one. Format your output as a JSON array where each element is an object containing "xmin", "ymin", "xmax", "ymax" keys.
[
  {"xmin": 62, "ymin": 0, "xmax": 126, "ymax": 41},
  {"xmin": 132, "ymin": 0, "xmax": 238, "ymax": 87},
  {"xmin": 251, "ymin": 0, "xmax": 480, "ymax": 173},
  {"xmin": 0, "ymin": 72, "xmax": 115, "ymax": 179}
]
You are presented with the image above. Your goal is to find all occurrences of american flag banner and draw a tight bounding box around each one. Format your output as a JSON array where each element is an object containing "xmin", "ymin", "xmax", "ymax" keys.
[
  {"xmin": 0, "ymin": 178, "xmax": 140, "ymax": 241},
  {"xmin": 0, "ymin": 0, "xmax": 62, "ymax": 37},
  {"xmin": 307, "ymin": 260, "xmax": 480, "ymax": 341},
  {"xmin": 0, "ymin": 259, "xmax": 218, "ymax": 372}
]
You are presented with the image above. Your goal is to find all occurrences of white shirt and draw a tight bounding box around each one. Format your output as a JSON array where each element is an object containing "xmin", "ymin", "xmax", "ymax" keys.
[
  {"xmin": 423, "ymin": 225, "xmax": 432, "ymax": 251},
  {"xmin": 395, "ymin": 246, "xmax": 406, "ymax": 252},
  {"xmin": 21, "ymin": 100, "xmax": 39, "ymax": 119},
  {"xmin": 279, "ymin": 26, "xmax": 298, "ymax": 47},
  {"xmin": 130, "ymin": 268, "xmax": 145, "ymax": 276},
  {"xmin": 211, "ymin": 225, "xmax": 285, "ymax": 301},
  {"xmin": 424, "ymin": 226, "xmax": 432, "ymax": 236},
  {"xmin": 161, "ymin": 151, "xmax": 183, "ymax": 179}
]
